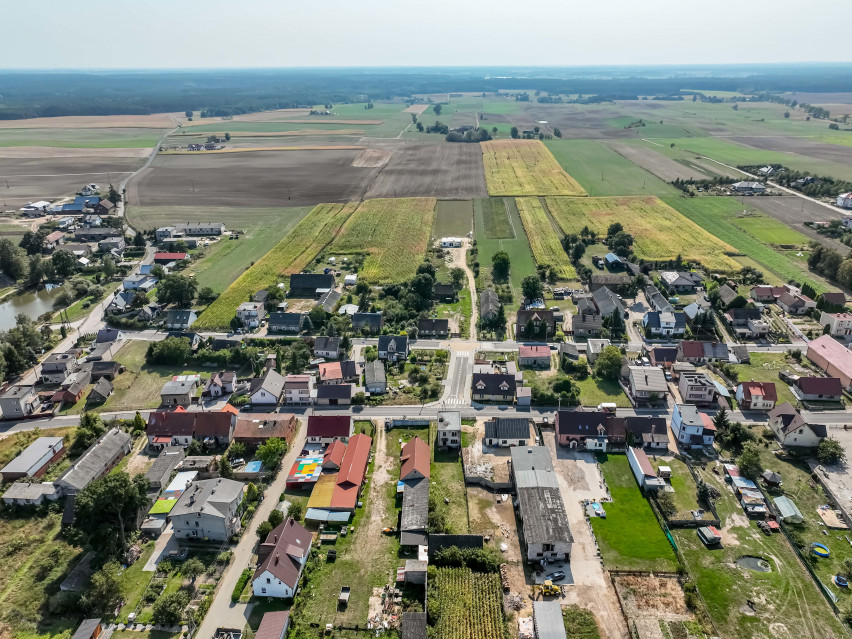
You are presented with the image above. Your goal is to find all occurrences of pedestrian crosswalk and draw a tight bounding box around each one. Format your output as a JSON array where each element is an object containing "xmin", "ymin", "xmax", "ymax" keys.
[{"xmin": 443, "ymin": 396, "xmax": 467, "ymax": 405}]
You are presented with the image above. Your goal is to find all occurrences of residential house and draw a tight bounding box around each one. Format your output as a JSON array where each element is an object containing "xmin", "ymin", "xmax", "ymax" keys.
[
  {"xmin": 252, "ymin": 518, "xmax": 311, "ymax": 598},
  {"xmin": 807, "ymin": 334, "xmax": 852, "ymax": 388},
  {"xmin": 660, "ymin": 271, "xmax": 702, "ymax": 293},
  {"xmin": 649, "ymin": 346, "xmax": 678, "ymax": 369},
  {"xmin": 98, "ymin": 237, "xmax": 125, "ymax": 253},
  {"xmin": 484, "ymin": 418, "xmax": 531, "ymax": 447},
  {"xmin": 725, "ymin": 307, "xmax": 770, "ymax": 339},
  {"xmin": 736, "ymin": 381, "xmax": 777, "ymax": 411},
  {"xmin": 627, "ymin": 446, "xmax": 666, "ymax": 491},
  {"xmin": 233, "ymin": 414, "xmax": 298, "ymax": 448},
  {"xmin": 670, "ymin": 404, "xmax": 716, "ymax": 448},
  {"xmin": 283, "ymin": 374, "xmax": 314, "ymax": 405},
  {"xmin": 837, "ymin": 193, "xmax": 852, "ymax": 210},
  {"xmin": 0, "ymin": 385, "xmax": 41, "ymax": 419},
  {"xmin": 39, "ymin": 351, "xmax": 79, "ymax": 384},
  {"xmin": 572, "ymin": 296, "xmax": 602, "ymax": 337},
  {"xmin": 778, "ymin": 292, "xmax": 815, "ymax": 315},
  {"xmin": 268, "ymin": 312, "xmax": 305, "ymax": 334},
  {"xmin": 821, "ymin": 292, "xmax": 847, "ymax": 309},
  {"xmin": 249, "ymin": 369, "xmax": 286, "ymax": 405},
  {"xmin": 436, "ymin": 411, "xmax": 461, "ymax": 448},
  {"xmin": 82, "ymin": 214, "xmax": 103, "ymax": 227},
  {"xmin": 352, "ymin": 312, "xmax": 383, "ymax": 334},
  {"xmin": 645, "ymin": 285, "xmax": 674, "ymax": 313},
  {"xmin": 440, "ymin": 237, "xmax": 462, "ymax": 248},
  {"xmin": 313, "ymin": 336, "xmax": 341, "ymax": 359},
  {"xmin": 471, "ymin": 373, "xmax": 516, "ymax": 402},
  {"xmin": 203, "ymin": 371, "xmax": 236, "ymax": 398},
  {"xmin": 315, "ymin": 384, "xmax": 352, "ymax": 406},
  {"xmin": 717, "ymin": 284, "xmax": 739, "ymax": 307},
  {"xmin": 518, "ymin": 345, "xmax": 551, "ymax": 369},
  {"xmin": 2, "ymin": 482, "xmax": 61, "ymax": 506},
  {"xmin": 107, "ymin": 290, "xmax": 137, "ymax": 314},
  {"xmin": 80, "ymin": 360, "xmax": 122, "ymax": 381},
  {"xmin": 587, "ymin": 339, "xmax": 611, "ymax": 364},
  {"xmin": 194, "ymin": 412, "xmax": 236, "ymax": 447},
  {"xmin": 480, "ymin": 289, "xmax": 500, "ymax": 322},
  {"xmin": 145, "ymin": 447, "xmax": 185, "ymax": 491},
  {"xmin": 318, "ymin": 361, "xmax": 358, "ymax": 385},
  {"xmin": 95, "ymin": 328, "xmax": 124, "ymax": 344},
  {"xmin": 165, "ymin": 310, "xmax": 197, "ymax": 330},
  {"xmin": 378, "ymin": 335, "xmax": 409, "ymax": 362},
  {"xmin": 592, "ymin": 287, "xmax": 627, "ymax": 319},
  {"xmin": 768, "ymin": 403, "xmax": 827, "ymax": 448},
  {"xmin": 627, "ymin": 366, "xmax": 668, "ymax": 402},
  {"xmin": 820, "ymin": 312, "xmax": 852, "ymax": 338},
  {"xmin": 731, "ymin": 181, "xmax": 767, "ymax": 194},
  {"xmin": 677, "ymin": 340, "xmax": 728, "ymax": 364},
  {"xmin": 678, "ymin": 372, "xmax": 717, "ymax": 405},
  {"xmin": 516, "ymin": 309, "xmax": 556, "ymax": 340},
  {"xmin": 510, "ymin": 446, "xmax": 572, "ymax": 563},
  {"xmin": 289, "ymin": 273, "xmax": 334, "ymax": 298},
  {"xmin": 236, "ymin": 302, "xmax": 265, "ymax": 329},
  {"xmin": 87, "ymin": 378, "xmax": 113, "ymax": 404},
  {"xmin": 750, "ymin": 285, "xmax": 786, "ymax": 303},
  {"xmin": 153, "ymin": 252, "xmax": 188, "ymax": 266},
  {"xmin": 74, "ymin": 228, "xmax": 115, "ymax": 242},
  {"xmin": 52, "ymin": 376, "xmax": 88, "ymax": 405},
  {"xmin": 167, "ymin": 331, "xmax": 202, "ymax": 351},
  {"xmin": 589, "ymin": 273, "xmax": 630, "ymax": 292},
  {"xmin": 171, "ymin": 478, "xmax": 244, "ymax": 541},
  {"xmin": 146, "ymin": 412, "xmax": 196, "ymax": 449},
  {"xmin": 0, "ymin": 437, "xmax": 65, "ymax": 481},
  {"xmin": 43, "ymin": 230, "xmax": 65, "ymax": 251},
  {"xmin": 400, "ymin": 436, "xmax": 430, "ymax": 481},
  {"xmin": 160, "ymin": 377, "xmax": 199, "ymax": 407},
  {"xmin": 54, "ymin": 428, "xmax": 131, "ymax": 495},
  {"xmin": 643, "ymin": 311, "xmax": 686, "ymax": 337},
  {"xmin": 364, "ymin": 360, "xmax": 387, "ymax": 395},
  {"xmin": 316, "ymin": 289, "xmax": 341, "ymax": 313},
  {"xmin": 418, "ymin": 318, "xmax": 449, "ymax": 337},
  {"xmin": 791, "ymin": 376, "xmax": 843, "ymax": 403},
  {"xmin": 306, "ymin": 415, "xmax": 352, "ymax": 446},
  {"xmin": 555, "ymin": 410, "xmax": 668, "ymax": 452},
  {"xmin": 433, "ymin": 283, "xmax": 457, "ymax": 303}
]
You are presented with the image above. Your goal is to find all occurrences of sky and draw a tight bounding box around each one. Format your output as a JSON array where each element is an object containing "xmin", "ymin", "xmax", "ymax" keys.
[{"xmin": 4, "ymin": 0, "xmax": 851, "ymax": 69}]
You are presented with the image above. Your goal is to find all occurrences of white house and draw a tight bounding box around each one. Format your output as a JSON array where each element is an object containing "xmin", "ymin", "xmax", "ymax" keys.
[
  {"xmin": 767, "ymin": 403, "xmax": 827, "ymax": 448},
  {"xmin": 440, "ymin": 237, "xmax": 463, "ymax": 248},
  {"xmin": 670, "ymin": 403, "xmax": 716, "ymax": 448},
  {"xmin": 252, "ymin": 518, "xmax": 311, "ymax": 598},
  {"xmin": 283, "ymin": 374, "xmax": 314, "ymax": 405},
  {"xmin": 249, "ymin": 369, "xmax": 285, "ymax": 405},
  {"xmin": 313, "ymin": 337, "xmax": 340, "ymax": 359},
  {"xmin": 837, "ymin": 193, "xmax": 852, "ymax": 210},
  {"xmin": 820, "ymin": 311, "xmax": 852, "ymax": 338},
  {"xmin": 627, "ymin": 446, "xmax": 665, "ymax": 491},
  {"xmin": 236, "ymin": 302, "xmax": 265, "ymax": 329},
  {"xmin": 736, "ymin": 381, "xmax": 777, "ymax": 411}
]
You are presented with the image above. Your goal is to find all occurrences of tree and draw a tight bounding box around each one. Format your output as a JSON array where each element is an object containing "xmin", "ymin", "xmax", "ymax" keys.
[
  {"xmin": 52, "ymin": 250, "xmax": 77, "ymax": 277},
  {"xmin": 0, "ymin": 238, "xmax": 28, "ymax": 281},
  {"xmin": 594, "ymin": 345, "xmax": 623, "ymax": 380},
  {"xmin": 75, "ymin": 472, "xmax": 149, "ymax": 554},
  {"xmin": 225, "ymin": 132, "xmax": 231, "ymax": 141},
  {"xmin": 187, "ymin": 438, "xmax": 204, "ymax": 456},
  {"xmin": 737, "ymin": 443, "xmax": 763, "ymax": 480},
  {"xmin": 657, "ymin": 491, "xmax": 676, "ymax": 517},
  {"xmin": 492, "ymin": 251, "xmax": 510, "ymax": 278},
  {"xmin": 268, "ymin": 508, "xmax": 284, "ymax": 528},
  {"xmin": 182, "ymin": 558, "xmax": 205, "ymax": 584},
  {"xmin": 19, "ymin": 230, "xmax": 45, "ymax": 255},
  {"xmin": 257, "ymin": 521, "xmax": 273, "ymax": 538},
  {"xmin": 510, "ymin": 126, "xmax": 519, "ymax": 139},
  {"xmin": 102, "ymin": 256, "xmax": 116, "ymax": 280},
  {"xmin": 308, "ymin": 305, "xmax": 327, "ymax": 330},
  {"xmin": 713, "ymin": 407, "xmax": 731, "ymax": 432},
  {"xmin": 185, "ymin": 110, "xmax": 193, "ymax": 118},
  {"xmin": 784, "ymin": 111, "xmax": 790, "ymax": 118},
  {"xmin": 450, "ymin": 267, "xmax": 465, "ymax": 290},
  {"xmin": 228, "ymin": 441, "xmax": 246, "ymax": 459},
  {"xmin": 245, "ymin": 482, "xmax": 259, "ymax": 502},
  {"xmin": 416, "ymin": 122, "xmax": 424, "ymax": 132},
  {"xmin": 553, "ymin": 127, "xmax": 562, "ymax": 138},
  {"xmin": 817, "ymin": 437, "xmax": 846, "ymax": 465},
  {"xmin": 80, "ymin": 561, "xmax": 124, "ymax": 615},
  {"xmin": 521, "ymin": 275, "xmax": 543, "ymax": 301},
  {"xmin": 107, "ymin": 185, "xmax": 121, "ymax": 205},
  {"xmin": 146, "ymin": 336, "xmax": 192, "ymax": 365},
  {"xmin": 433, "ymin": 104, "xmax": 442, "ymax": 115},
  {"xmin": 152, "ymin": 591, "xmax": 189, "ymax": 626},
  {"xmin": 133, "ymin": 231, "xmax": 145, "ymax": 248},
  {"xmin": 157, "ymin": 274, "xmax": 197, "ymax": 307},
  {"xmin": 132, "ymin": 411, "xmax": 146, "ymax": 432},
  {"xmin": 197, "ymin": 287, "xmax": 216, "ymax": 305},
  {"xmin": 287, "ymin": 501, "xmax": 304, "ymax": 521},
  {"xmin": 257, "ymin": 437, "xmax": 287, "ymax": 470},
  {"xmin": 219, "ymin": 455, "xmax": 234, "ymax": 479}
]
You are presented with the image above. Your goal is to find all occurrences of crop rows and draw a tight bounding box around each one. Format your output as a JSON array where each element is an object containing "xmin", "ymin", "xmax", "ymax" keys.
[
  {"xmin": 328, "ymin": 197, "xmax": 436, "ymax": 283},
  {"xmin": 194, "ymin": 202, "xmax": 358, "ymax": 329},
  {"xmin": 545, "ymin": 196, "xmax": 741, "ymax": 272},
  {"xmin": 481, "ymin": 139, "xmax": 586, "ymax": 196},
  {"xmin": 516, "ymin": 197, "xmax": 577, "ymax": 280},
  {"xmin": 429, "ymin": 567, "xmax": 504, "ymax": 639}
]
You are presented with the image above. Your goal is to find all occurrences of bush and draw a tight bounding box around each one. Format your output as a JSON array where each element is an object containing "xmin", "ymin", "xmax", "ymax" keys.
[{"xmin": 231, "ymin": 568, "xmax": 252, "ymax": 601}]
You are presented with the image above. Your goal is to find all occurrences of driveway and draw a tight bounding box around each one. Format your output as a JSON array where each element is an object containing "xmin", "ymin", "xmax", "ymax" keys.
[{"xmin": 544, "ymin": 432, "xmax": 629, "ymax": 639}]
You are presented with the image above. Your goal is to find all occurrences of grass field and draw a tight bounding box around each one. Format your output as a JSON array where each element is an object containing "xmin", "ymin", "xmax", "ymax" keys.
[
  {"xmin": 480, "ymin": 139, "xmax": 586, "ymax": 196},
  {"xmin": 727, "ymin": 212, "xmax": 810, "ymax": 246},
  {"xmin": 328, "ymin": 197, "xmax": 436, "ymax": 283},
  {"xmin": 0, "ymin": 127, "xmax": 166, "ymax": 148},
  {"xmin": 545, "ymin": 196, "xmax": 741, "ymax": 272},
  {"xmin": 729, "ymin": 352, "xmax": 798, "ymax": 407},
  {"xmin": 575, "ymin": 376, "xmax": 630, "ymax": 408},
  {"xmin": 474, "ymin": 197, "xmax": 537, "ymax": 295},
  {"xmin": 515, "ymin": 197, "xmax": 576, "ymax": 280},
  {"xmin": 590, "ymin": 454, "xmax": 679, "ymax": 572},
  {"xmin": 433, "ymin": 199, "xmax": 474, "ymax": 238},
  {"xmin": 663, "ymin": 197, "xmax": 831, "ymax": 293},
  {"xmin": 480, "ymin": 196, "xmax": 515, "ymax": 239},
  {"xmin": 544, "ymin": 139, "xmax": 675, "ymax": 197},
  {"xmin": 195, "ymin": 202, "xmax": 357, "ymax": 329},
  {"xmin": 431, "ymin": 448, "xmax": 469, "ymax": 534}
]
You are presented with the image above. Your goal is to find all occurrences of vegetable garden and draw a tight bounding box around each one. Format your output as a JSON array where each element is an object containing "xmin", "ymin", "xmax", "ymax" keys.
[
  {"xmin": 427, "ymin": 567, "xmax": 505, "ymax": 639},
  {"xmin": 481, "ymin": 139, "xmax": 586, "ymax": 196},
  {"xmin": 516, "ymin": 197, "xmax": 576, "ymax": 279}
]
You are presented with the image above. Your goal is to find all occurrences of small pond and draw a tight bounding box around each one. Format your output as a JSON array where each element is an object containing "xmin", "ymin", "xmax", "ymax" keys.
[{"xmin": 737, "ymin": 556, "xmax": 771, "ymax": 572}]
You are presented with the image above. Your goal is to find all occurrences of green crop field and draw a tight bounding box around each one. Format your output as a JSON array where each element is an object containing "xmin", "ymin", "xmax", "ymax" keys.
[
  {"xmin": 663, "ymin": 197, "xmax": 832, "ymax": 293},
  {"xmin": 194, "ymin": 202, "xmax": 358, "ymax": 329},
  {"xmin": 328, "ymin": 197, "xmax": 436, "ymax": 283},
  {"xmin": 730, "ymin": 213, "xmax": 810, "ymax": 246},
  {"xmin": 544, "ymin": 139, "xmax": 675, "ymax": 197},
  {"xmin": 545, "ymin": 196, "xmax": 741, "ymax": 272},
  {"xmin": 480, "ymin": 196, "xmax": 515, "ymax": 239},
  {"xmin": 433, "ymin": 199, "xmax": 474, "ymax": 237},
  {"xmin": 474, "ymin": 197, "xmax": 537, "ymax": 295},
  {"xmin": 481, "ymin": 139, "xmax": 586, "ymax": 196},
  {"xmin": 590, "ymin": 454, "xmax": 678, "ymax": 572},
  {"xmin": 515, "ymin": 197, "xmax": 576, "ymax": 279},
  {"xmin": 0, "ymin": 127, "xmax": 166, "ymax": 148}
]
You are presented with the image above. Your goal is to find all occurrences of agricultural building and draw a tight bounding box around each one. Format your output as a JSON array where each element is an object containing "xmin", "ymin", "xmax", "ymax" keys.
[
  {"xmin": 807, "ymin": 335, "xmax": 852, "ymax": 388},
  {"xmin": 400, "ymin": 436, "xmax": 430, "ymax": 481},
  {"xmin": 774, "ymin": 496, "xmax": 804, "ymax": 524},
  {"xmin": 533, "ymin": 601, "xmax": 568, "ymax": 639},
  {"xmin": 54, "ymin": 428, "xmax": 131, "ymax": 495},
  {"xmin": 627, "ymin": 446, "xmax": 665, "ymax": 491},
  {"xmin": 0, "ymin": 437, "xmax": 65, "ymax": 481},
  {"xmin": 286, "ymin": 455, "xmax": 323, "ymax": 490}
]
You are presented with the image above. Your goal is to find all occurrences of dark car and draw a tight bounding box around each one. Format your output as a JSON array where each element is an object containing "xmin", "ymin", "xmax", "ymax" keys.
[{"xmin": 547, "ymin": 570, "xmax": 566, "ymax": 582}]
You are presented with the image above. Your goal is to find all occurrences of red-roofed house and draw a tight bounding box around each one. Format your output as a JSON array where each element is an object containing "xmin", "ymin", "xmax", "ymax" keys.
[
  {"xmin": 736, "ymin": 381, "xmax": 777, "ymax": 411},
  {"xmin": 252, "ymin": 518, "xmax": 311, "ymax": 598},
  {"xmin": 518, "ymin": 345, "xmax": 551, "ymax": 369},
  {"xmin": 750, "ymin": 286, "xmax": 785, "ymax": 303},
  {"xmin": 322, "ymin": 440, "xmax": 346, "ymax": 470},
  {"xmin": 331, "ymin": 433, "xmax": 372, "ymax": 510},
  {"xmin": 306, "ymin": 416, "xmax": 353, "ymax": 446},
  {"xmin": 153, "ymin": 252, "xmax": 188, "ymax": 264},
  {"xmin": 807, "ymin": 334, "xmax": 852, "ymax": 388},
  {"xmin": 677, "ymin": 340, "xmax": 705, "ymax": 363},
  {"xmin": 400, "ymin": 437, "xmax": 430, "ymax": 482},
  {"xmin": 255, "ymin": 611, "xmax": 290, "ymax": 639}
]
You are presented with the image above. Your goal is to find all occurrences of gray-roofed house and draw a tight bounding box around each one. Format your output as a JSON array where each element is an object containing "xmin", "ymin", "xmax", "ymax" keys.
[
  {"xmin": 317, "ymin": 289, "xmax": 341, "ymax": 312},
  {"xmin": 627, "ymin": 366, "xmax": 668, "ymax": 402},
  {"xmin": 0, "ymin": 437, "xmax": 65, "ymax": 481},
  {"xmin": 511, "ymin": 446, "xmax": 573, "ymax": 562},
  {"xmin": 592, "ymin": 287, "xmax": 627, "ymax": 319},
  {"xmin": 480, "ymin": 289, "xmax": 500, "ymax": 322},
  {"xmin": 171, "ymin": 478, "xmax": 245, "ymax": 541},
  {"xmin": 145, "ymin": 446, "xmax": 185, "ymax": 491},
  {"xmin": 768, "ymin": 403, "xmax": 827, "ymax": 448},
  {"xmin": 401, "ymin": 612, "xmax": 427, "ymax": 639},
  {"xmin": 718, "ymin": 284, "xmax": 739, "ymax": 307},
  {"xmin": 572, "ymin": 296, "xmax": 602, "ymax": 337},
  {"xmin": 642, "ymin": 311, "xmax": 687, "ymax": 337},
  {"xmin": 516, "ymin": 309, "xmax": 556, "ymax": 339},
  {"xmin": 0, "ymin": 385, "xmax": 41, "ymax": 419},
  {"xmin": 645, "ymin": 285, "xmax": 674, "ymax": 313},
  {"xmin": 484, "ymin": 418, "xmax": 532, "ymax": 447},
  {"xmin": 315, "ymin": 384, "xmax": 352, "ymax": 406},
  {"xmin": 364, "ymin": 360, "xmax": 387, "ymax": 395},
  {"xmin": 400, "ymin": 477, "xmax": 429, "ymax": 547},
  {"xmin": 313, "ymin": 336, "xmax": 341, "ymax": 359},
  {"xmin": 160, "ymin": 378, "xmax": 199, "ymax": 407},
  {"xmin": 352, "ymin": 312, "xmax": 383, "ymax": 334},
  {"xmin": 378, "ymin": 335, "xmax": 409, "ymax": 362},
  {"xmin": 165, "ymin": 309, "xmax": 198, "ymax": 330},
  {"xmin": 39, "ymin": 351, "xmax": 79, "ymax": 385},
  {"xmin": 437, "ymin": 411, "xmax": 461, "ymax": 448},
  {"xmin": 590, "ymin": 272, "xmax": 630, "ymax": 292},
  {"xmin": 268, "ymin": 312, "xmax": 305, "ymax": 334},
  {"xmin": 660, "ymin": 271, "xmax": 702, "ymax": 293},
  {"xmin": 87, "ymin": 378, "xmax": 113, "ymax": 404},
  {"xmin": 54, "ymin": 428, "xmax": 131, "ymax": 495},
  {"xmin": 418, "ymin": 317, "xmax": 449, "ymax": 337},
  {"xmin": 289, "ymin": 273, "xmax": 334, "ymax": 298},
  {"xmin": 2, "ymin": 481, "xmax": 60, "ymax": 506},
  {"xmin": 250, "ymin": 369, "xmax": 286, "ymax": 405},
  {"xmin": 472, "ymin": 373, "xmax": 516, "ymax": 402},
  {"xmin": 70, "ymin": 619, "xmax": 102, "ymax": 639},
  {"xmin": 433, "ymin": 283, "xmax": 457, "ymax": 303}
]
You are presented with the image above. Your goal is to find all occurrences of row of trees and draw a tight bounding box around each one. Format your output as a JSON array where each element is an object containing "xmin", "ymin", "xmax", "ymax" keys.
[{"xmin": 808, "ymin": 245, "xmax": 852, "ymax": 289}]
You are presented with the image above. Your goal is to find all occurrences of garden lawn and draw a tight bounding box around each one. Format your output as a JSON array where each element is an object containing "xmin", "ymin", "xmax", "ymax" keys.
[
  {"xmin": 575, "ymin": 376, "xmax": 630, "ymax": 408},
  {"xmin": 544, "ymin": 139, "xmax": 675, "ymax": 197},
  {"xmin": 729, "ymin": 352, "xmax": 798, "ymax": 407},
  {"xmin": 651, "ymin": 458, "xmax": 706, "ymax": 519},
  {"xmin": 116, "ymin": 541, "xmax": 158, "ymax": 622},
  {"xmin": 480, "ymin": 139, "xmax": 586, "ymax": 196},
  {"xmin": 590, "ymin": 454, "xmax": 678, "ymax": 572},
  {"xmin": 431, "ymin": 448, "xmax": 469, "ymax": 534}
]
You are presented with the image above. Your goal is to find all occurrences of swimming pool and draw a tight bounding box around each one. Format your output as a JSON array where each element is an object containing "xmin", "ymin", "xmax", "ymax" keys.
[{"xmin": 245, "ymin": 460, "xmax": 263, "ymax": 473}]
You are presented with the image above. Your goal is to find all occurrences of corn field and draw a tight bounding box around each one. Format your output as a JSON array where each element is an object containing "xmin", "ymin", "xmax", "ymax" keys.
[
  {"xmin": 428, "ymin": 567, "xmax": 506, "ymax": 639},
  {"xmin": 481, "ymin": 139, "xmax": 586, "ymax": 197},
  {"xmin": 515, "ymin": 197, "xmax": 577, "ymax": 280},
  {"xmin": 194, "ymin": 202, "xmax": 358, "ymax": 329}
]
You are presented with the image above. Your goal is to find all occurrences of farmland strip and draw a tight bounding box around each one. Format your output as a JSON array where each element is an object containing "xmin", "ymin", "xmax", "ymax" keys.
[
  {"xmin": 480, "ymin": 139, "xmax": 586, "ymax": 197},
  {"xmin": 515, "ymin": 197, "xmax": 576, "ymax": 280}
]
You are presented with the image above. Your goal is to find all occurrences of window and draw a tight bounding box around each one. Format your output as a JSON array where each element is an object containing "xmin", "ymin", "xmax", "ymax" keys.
[
  {"xmin": 543, "ymin": 543, "xmax": 554, "ymax": 552},
  {"xmin": 261, "ymin": 588, "xmax": 266, "ymax": 594},
  {"xmin": 267, "ymin": 578, "xmax": 270, "ymax": 584}
]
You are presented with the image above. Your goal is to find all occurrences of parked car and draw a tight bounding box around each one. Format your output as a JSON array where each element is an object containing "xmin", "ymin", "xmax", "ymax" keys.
[{"xmin": 546, "ymin": 570, "xmax": 566, "ymax": 582}]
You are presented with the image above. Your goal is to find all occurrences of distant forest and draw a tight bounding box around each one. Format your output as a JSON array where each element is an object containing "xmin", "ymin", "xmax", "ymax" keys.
[{"xmin": 2, "ymin": 65, "xmax": 852, "ymax": 120}]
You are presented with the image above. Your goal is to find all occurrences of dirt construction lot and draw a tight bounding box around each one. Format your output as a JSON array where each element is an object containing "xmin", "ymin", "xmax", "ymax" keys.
[
  {"xmin": 127, "ymin": 149, "xmax": 382, "ymax": 207},
  {"xmin": 0, "ymin": 156, "xmax": 145, "ymax": 208},
  {"xmin": 364, "ymin": 142, "xmax": 487, "ymax": 199}
]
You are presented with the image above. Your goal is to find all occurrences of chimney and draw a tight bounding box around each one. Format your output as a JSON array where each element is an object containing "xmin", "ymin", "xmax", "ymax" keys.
[{"xmin": 275, "ymin": 553, "xmax": 279, "ymax": 565}]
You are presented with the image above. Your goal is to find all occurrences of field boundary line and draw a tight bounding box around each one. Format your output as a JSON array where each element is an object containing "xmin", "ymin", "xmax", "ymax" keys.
[{"xmin": 502, "ymin": 197, "xmax": 518, "ymax": 239}]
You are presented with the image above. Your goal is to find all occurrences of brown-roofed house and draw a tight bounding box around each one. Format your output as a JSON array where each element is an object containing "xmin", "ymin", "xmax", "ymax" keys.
[
  {"xmin": 791, "ymin": 376, "xmax": 843, "ymax": 403},
  {"xmin": 331, "ymin": 433, "xmax": 372, "ymax": 511},
  {"xmin": 306, "ymin": 415, "xmax": 353, "ymax": 446},
  {"xmin": 768, "ymin": 402, "xmax": 827, "ymax": 448},
  {"xmin": 255, "ymin": 611, "xmax": 290, "ymax": 639},
  {"xmin": 400, "ymin": 436, "xmax": 430, "ymax": 482},
  {"xmin": 322, "ymin": 440, "xmax": 346, "ymax": 470},
  {"xmin": 252, "ymin": 518, "xmax": 311, "ymax": 598},
  {"xmin": 233, "ymin": 413, "xmax": 298, "ymax": 447}
]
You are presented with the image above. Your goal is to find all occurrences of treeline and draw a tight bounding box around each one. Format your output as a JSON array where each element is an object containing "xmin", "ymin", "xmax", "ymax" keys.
[
  {"xmin": 0, "ymin": 315, "xmax": 51, "ymax": 384},
  {"xmin": 738, "ymin": 164, "xmax": 852, "ymax": 198},
  {"xmin": 808, "ymin": 245, "xmax": 852, "ymax": 289}
]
